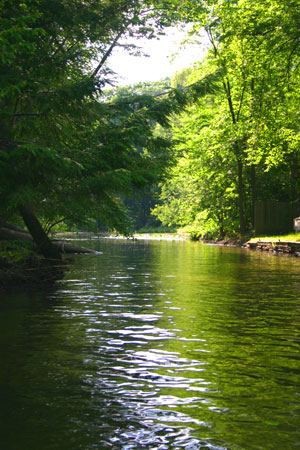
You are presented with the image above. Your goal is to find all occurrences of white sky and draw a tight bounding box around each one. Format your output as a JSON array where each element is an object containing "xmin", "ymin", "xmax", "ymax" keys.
[{"xmin": 109, "ymin": 27, "xmax": 209, "ymax": 86}]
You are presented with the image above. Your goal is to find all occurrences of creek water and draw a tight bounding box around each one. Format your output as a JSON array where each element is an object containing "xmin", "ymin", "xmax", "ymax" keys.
[{"xmin": 0, "ymin": 238, "xmax": 300, "ymax": 450}]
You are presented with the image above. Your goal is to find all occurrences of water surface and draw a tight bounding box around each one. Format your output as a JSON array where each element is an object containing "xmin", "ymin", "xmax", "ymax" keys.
[{"xmin": 0, "ymin": 239, "xmax": 300, "ymax": 449}]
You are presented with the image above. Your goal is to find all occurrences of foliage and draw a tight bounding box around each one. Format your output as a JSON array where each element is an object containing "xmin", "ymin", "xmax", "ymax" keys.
[
  {"xmin": 0, "ymin": 240, "xmax": 35, "ymax": 263},
  {"xmin": 3, "ymin": 0, "xmax": 300, "ymax": 246},
  {"xmin": 152, "ymin": 0, "xmax": 300, "ymax": 238},
  {"xmin": 0, "ymin": 0, "xmax": 197, "ymax": 242}
]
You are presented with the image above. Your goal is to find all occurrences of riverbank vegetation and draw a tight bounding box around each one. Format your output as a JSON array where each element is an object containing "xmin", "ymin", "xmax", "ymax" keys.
[
  {"xmin": 1, "ymin": 0, "xmax": 300, "ymax": 283},
  {"xmin": 0, "ymin": 0, "xmax": 197, "ymax": 262},
  {"xmin": 152, "ymin": 0, "xmax": 300, "ymax": 240},
  {"xmin": 249, "ymin": 233, "xmax": 300, "ymax": 243},
  {"xmin": 0, "ymin": 241, "xmax": 67, "ymax": 290}
]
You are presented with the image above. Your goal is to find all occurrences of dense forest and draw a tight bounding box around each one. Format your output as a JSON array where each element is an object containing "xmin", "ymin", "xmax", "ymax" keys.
[
  {"xmin": 152, "ymin": 0, "xmax": 300, "ymax": 239},
  {"xmin": 1, "ymin": 0, "xmax": 300, "ymax": 262}
]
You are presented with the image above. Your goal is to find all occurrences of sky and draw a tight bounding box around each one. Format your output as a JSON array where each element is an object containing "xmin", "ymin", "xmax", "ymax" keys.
[{"xmin": 109, "ymin": 27, "xmax": 209, "ymax": 86}]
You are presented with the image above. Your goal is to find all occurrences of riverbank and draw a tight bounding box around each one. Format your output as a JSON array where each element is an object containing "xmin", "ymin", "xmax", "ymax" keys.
[
  {"xmin": 245, "ymin": 238, "xmax": 300, "ymax": 256},
  {"xmin": 206, "ymin": 236, "xmax": 300, "ymax": 256},
  {"xmin": 2, "ymin": 232, "xmax": 299, "ymax": 291},
  {"xmin": 133, "ymin": 232, "xmax": 189, "ymax": 240},
  {"xmin": 0, "ymin": 255, "xmax": 68, "ymax": 291}
]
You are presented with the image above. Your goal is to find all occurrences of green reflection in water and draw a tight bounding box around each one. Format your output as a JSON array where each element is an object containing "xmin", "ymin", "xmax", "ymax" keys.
[
  {"xmin": 0, "ymin": 239, "xmax": 299, "ymax": 450},
  {"xmin": 143, "ymin": 241, "xmax": 300, "ymax": 449}
]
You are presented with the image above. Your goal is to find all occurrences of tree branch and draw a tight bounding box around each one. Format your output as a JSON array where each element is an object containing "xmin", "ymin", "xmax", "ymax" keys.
[
  {"xmin": 236, "ymin": 81, "xmax": 246, "ymax": 122},
  {"xmin": 91, "ymin": 27, "xmax": 128, "ymax": 78},
  {"xmin": 45, "ymin": 218, "xmax": 66, "ymax": 235},
  {"xmin": 223, "ymin": 78, "xmax": 236, "ymax": 124}
]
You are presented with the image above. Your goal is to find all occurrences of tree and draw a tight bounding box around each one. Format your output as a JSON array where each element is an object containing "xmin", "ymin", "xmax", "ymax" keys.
[
  {"xmin": 0, "ymin": 0, "xmax": 192, "ymax": 258},
  {"xmin": 153, "ymin": 63, "xmax": 241, "ymax": 238},
  {"xmin": 153, "ymin": 0, "xmax": 300, "ymax": 238}
]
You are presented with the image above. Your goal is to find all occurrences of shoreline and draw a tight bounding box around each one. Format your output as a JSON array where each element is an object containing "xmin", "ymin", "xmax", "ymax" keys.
[
  {"xmin": 244, "ymin": 239, "xmax": 300, "ymax": 256},
  {"xmin": 0, "ymin": 255, "xmax": 68, "ymax": 292},
  {"xmin": 2, "ymin": 233, "xmax": 300, "ymax": 291},
  {"xmin": 55, "ymin": 231, "xmax": 300, "ymax": 254}
]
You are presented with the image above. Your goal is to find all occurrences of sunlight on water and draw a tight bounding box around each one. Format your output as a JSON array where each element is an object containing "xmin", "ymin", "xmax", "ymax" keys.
[{"xmin": 1, "ymin": 239, "xmax": 300, "ymax": 449}]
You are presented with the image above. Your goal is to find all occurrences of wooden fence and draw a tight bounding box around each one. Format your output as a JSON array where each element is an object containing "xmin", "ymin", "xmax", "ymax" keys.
[{"xmin": 254, "ymin": 201, "xmax": 299, "ymax": 235}]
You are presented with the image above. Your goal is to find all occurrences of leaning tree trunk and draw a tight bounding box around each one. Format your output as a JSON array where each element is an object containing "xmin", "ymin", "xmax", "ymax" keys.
[
  {"xmin": 0, "ymin": 222, "xmax": 98, "ymax": 254},
  {"xmin": 19, "ymin": 204, "xmax": 62, "ymax": 260}
]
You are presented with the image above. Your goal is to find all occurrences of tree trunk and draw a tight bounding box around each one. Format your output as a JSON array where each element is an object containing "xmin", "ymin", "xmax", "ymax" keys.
[
  {"xmin": 250, "ymin": 164, "xmax": 256, "ymax": 229},
  {"xmin": 19, "ymin": 204, "xmax": 62, "ymax": 260},
  {"xmin": 0, "ymin": 222, "xmax": 99, "ymax": 254},
  {"xmin": 237, "ymin": 158, "xmax": 246, "ymax": 235},
  {"xmin": 0, "ymin": 227, "xmax": 33, "ymax": 241},
  {"xmin": 53, "ymin": 240, "xmax": 99, "ymax": 254}
]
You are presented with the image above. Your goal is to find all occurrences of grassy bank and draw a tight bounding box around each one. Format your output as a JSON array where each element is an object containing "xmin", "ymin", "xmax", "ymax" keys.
[{"xmin": 248, "ymin": 232, "xmax": 300, "ymax": 243}]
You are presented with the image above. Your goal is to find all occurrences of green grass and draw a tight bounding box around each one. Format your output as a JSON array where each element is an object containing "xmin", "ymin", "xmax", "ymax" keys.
[{"xmin": 248, "ymin": 232, "xmax": 300, "ymax": 243}]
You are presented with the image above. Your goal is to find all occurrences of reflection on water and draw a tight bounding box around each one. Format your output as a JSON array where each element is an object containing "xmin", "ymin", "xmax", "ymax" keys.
[{"xmin": 0, "ymin": 239, "xmax": 300, "ymax": 450}]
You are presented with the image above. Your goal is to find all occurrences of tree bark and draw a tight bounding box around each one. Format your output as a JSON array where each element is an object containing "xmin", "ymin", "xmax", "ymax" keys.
[
  {"xmin": 0, "ymin": 220, "xmax": 29, "ymax": 233},
  {"xmin": 0, "ymin": 223, "xmax": 98, "ymax": 254},
  {"xmin": 0, "ymin": 227, "xmax": 33, "ymax": 241},
  {"xmin": 53, "ymin": 240, "xmax": 99, "ymax": 254},
  {"xmin": 19, "ymin": 204, "xmax": 62, "ymax": 260},
  {"xmin": 250, "ymin": 164, "xmax": 256, "ymax": 229},
  {"xmin": 237, "ymin": 158, "xmax": 246, "ymax": 235}
]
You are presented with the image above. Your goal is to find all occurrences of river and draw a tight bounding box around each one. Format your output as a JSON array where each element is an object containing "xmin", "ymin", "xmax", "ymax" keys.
[{"xmin": 0, "ymin": 238, "xmax": 299, "ymax": 449}]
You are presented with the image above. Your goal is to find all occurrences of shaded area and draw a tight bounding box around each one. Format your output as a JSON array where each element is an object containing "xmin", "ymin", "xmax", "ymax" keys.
[{"xmin": 0, "ymin": 253, "xmax": 67, "ymax": 291}]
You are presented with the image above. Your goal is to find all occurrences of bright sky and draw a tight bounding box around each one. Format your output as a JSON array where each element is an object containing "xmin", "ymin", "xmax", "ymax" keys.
[{"xmin": 109, "ymin": 27, "xmax": 209, "ymax": 86}]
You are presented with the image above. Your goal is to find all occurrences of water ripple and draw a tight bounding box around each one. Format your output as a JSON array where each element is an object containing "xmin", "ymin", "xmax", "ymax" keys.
[{"xmin": 2, "ymin": 239, "xmax": 300, "ymax": 450}]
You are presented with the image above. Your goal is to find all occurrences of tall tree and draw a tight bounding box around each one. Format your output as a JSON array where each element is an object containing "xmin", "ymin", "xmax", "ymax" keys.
[
  {"xmin": 153, "ymin": 0, "xmax": 300, "ymax": 238},
  {"xmin": 0, "ymin": 0, "xmax": 191, "ymax": 257}
]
